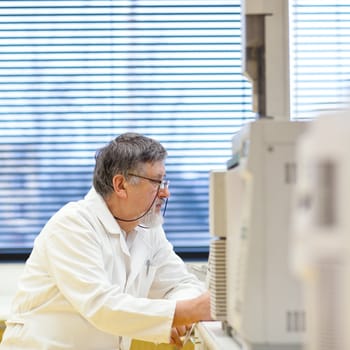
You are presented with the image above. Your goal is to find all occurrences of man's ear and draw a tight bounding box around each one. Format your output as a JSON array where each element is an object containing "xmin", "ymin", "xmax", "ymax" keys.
[{"xmin": 112, "ymin": 174, "xmax": 128, "ymax": 199}]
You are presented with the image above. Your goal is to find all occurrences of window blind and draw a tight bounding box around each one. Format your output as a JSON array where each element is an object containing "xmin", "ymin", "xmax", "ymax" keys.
[
  {"xmin": 291, "ymin": 0, "xmax": 350, "ymax": 120},
  {"xmin": 0, "ymin": 0, "xmax": 254, "ymax": 254}
]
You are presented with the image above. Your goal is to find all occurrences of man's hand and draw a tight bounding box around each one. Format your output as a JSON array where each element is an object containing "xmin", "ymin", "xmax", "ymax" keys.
[{"xmin": 170, "ymin": 324, "xmax": 193, "ymax": 348}]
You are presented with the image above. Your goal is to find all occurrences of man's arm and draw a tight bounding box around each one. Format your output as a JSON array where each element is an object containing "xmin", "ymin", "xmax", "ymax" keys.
[
  {"xmin": 172, "ymin": 291, "xmax": 212, "ymax": 327},
  {"xmin": 169, "ymin": 291, "xmax": 211, "ymax": 348}
]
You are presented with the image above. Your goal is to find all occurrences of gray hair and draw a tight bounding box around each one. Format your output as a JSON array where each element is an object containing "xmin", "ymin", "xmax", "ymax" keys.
[{"xmin": 93, "ymin": 132, "xmax": 167, "ymax": 198}]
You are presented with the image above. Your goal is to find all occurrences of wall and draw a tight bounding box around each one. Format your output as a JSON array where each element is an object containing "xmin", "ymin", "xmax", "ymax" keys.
[
  {"xmin": 0, "ymin": 263, "xmax": 24, "ymax": 317},
  {"xmin": 0, "ymin": 263, "xmax": 25, "ymax": 342}
]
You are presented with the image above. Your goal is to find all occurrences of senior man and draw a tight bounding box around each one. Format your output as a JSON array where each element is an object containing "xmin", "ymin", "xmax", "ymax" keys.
[{"xmin": 0, "ymin": 133, "xmax": 211, "ymax": 350}]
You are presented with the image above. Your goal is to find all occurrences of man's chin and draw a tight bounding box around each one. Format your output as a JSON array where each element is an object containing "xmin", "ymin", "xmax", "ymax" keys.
[{"xmin": 140, "ymin": 213, "xmax": 164, "ymax": 228}]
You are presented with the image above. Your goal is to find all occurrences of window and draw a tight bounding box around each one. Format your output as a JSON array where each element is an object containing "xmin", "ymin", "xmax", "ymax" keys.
[
  {"xmin": 2, "ymin": 1, "xmax": 347, "ymax": 259},
  {"xmin": 291, "ymin": 1, "xmax": 350, "ymax": 120},
  {"xmin": 0, "ymin": 1, "xmax": 254, "ymax": 257}
]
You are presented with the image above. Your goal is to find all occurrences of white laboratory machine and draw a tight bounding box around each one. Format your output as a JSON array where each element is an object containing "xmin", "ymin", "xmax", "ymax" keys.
[
  {"xmin": 207, "ymin": 0, "xmax": 309, "ymax": 347},
  {"xmin": 209, "ymin": 119, "xmax": 307, "ymax": 350},
  {"xmin": 291, "ymin": 111, "xmax": 350, "ymax": 350}
]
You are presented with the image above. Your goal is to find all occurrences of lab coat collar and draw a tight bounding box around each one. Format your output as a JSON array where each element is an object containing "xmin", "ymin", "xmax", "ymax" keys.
[
  {"xmin": 84, "ymin": 187, "xmax": 124, "ymax": 236},
  {"xmin": 84, "ymin": 187, "xmax": 151, "ymax": 259}
]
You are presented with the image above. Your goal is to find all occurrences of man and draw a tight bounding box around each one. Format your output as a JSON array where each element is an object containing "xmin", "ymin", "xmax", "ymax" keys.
[{"xmin": 0, "ymin": 133, "xmax": 211, "ymax": 350}]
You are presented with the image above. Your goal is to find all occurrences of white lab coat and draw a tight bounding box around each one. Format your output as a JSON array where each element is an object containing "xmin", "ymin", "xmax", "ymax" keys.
[{"xmin": 0, "ymin": 188, "xmax": 205, "ymax": 350}]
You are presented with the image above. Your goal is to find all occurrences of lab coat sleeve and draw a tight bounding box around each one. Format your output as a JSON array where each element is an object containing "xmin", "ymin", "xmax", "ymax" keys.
[
  {"xmin": 148, "ymin": 227, "xmax": 206, "ymax": 301},
  {"xmin": 43, "ymin": 206, "xmax": 175, "ymax": 344}
]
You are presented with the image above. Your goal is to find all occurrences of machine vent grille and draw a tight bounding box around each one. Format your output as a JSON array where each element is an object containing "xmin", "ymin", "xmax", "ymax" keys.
[
  {"xmin": 315, "ymin": 160, "xmax": 336, "ymax": 227},
  {"xmin": 286, "ymin": 310, "xmax": 306, "ymax": 333},
  {"xmin": 285, "ymin": 162, "xmax": 297, "ymax": 184},
  {"xmin": 208, "ymin": 238, "xmax": 227, "ymax": 320}
]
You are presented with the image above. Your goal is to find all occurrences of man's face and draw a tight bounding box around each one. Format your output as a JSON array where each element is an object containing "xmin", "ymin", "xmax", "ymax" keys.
[{"xmin": 128, "ymin": 161, "xmax": 169, "ymax": 228}]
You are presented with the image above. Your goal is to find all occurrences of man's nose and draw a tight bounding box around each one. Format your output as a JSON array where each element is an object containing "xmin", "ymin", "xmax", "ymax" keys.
[{"xmin": 158, "ymin": 187, "xmax": 170, "ymax": 198}]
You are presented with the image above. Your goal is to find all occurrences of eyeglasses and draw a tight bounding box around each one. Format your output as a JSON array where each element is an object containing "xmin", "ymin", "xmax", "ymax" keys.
[{"xmin": 128, "ymin": 173, "xmax": 170, "ymax": 190}]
